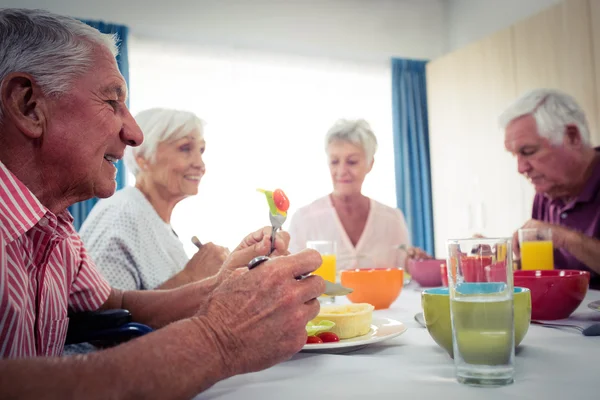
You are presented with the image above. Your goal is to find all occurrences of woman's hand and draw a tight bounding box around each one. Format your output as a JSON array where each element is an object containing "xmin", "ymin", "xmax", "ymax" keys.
[
  {"xmin": 184, "ymin": 243, "xmax": 230, "ymax": 282},
  {"xmin": 406, "ymin": 246, "xmax": 432, "ymax": 261}
]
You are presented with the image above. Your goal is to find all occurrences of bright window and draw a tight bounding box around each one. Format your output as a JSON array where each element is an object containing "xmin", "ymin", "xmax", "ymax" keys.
[{"xmin": 129, "ymin": 38, "xmax": 397, "ymax": 256}]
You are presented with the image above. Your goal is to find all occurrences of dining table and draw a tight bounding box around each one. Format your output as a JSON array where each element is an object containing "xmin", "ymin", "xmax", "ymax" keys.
[{"xmin": 196, "ymin": 283, "xmax": 600, "ymax": 400}]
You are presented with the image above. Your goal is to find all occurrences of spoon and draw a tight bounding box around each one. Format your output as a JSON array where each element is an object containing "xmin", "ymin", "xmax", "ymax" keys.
[
  {"xmin": 532, "ymin": 320, "xmax": 600, "ymax": 336},
  {"xmin": 414, "ymin": 312, "xmax": 426, "ymax": 328},
  {"xmin": 587, "ymin": 300, "xmax": 600, "ymax": 312}
]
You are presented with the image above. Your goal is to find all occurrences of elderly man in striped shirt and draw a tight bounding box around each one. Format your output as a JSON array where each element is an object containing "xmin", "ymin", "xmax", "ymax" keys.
[{"xmin": 0, "ymin": 8, "xmax": 325, "ymax": 399}]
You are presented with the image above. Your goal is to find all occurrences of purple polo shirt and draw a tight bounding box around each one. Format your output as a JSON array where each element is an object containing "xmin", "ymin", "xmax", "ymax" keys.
[{"xmin": 531, "ymin": 147, "xmax": 600, "ymax": 286}]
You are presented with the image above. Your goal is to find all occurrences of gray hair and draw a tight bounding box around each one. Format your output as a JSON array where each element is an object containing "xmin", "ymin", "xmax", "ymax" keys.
[
  {"xmin": 124, "ymin": 108, "xmax": 206, "ymax": 177},
  {"xmin": 499, "ymin": 88, "xmax": 591, "ymax": 145},
  {"xmin": 325, "ymin": 119, "xmax": 378, "ymax": 162},
  {"xmin": 0, "ymin": 8, "xmax": 119, "ymax": 120}
]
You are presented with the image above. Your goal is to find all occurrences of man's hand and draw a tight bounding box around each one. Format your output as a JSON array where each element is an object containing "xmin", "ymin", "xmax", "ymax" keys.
[
  {"xmin": 512, "ymin": 219, "xmax": 566, "ymax": 259},
  {"xmin": 512, "ymin": 219, "xmax": 600, "ymax": 274},
  {"xmin": 216, "ymin": 227, "xmax": 290, "ymax": 280},
  {"xmin": 115, "ymin": 226, "xmax": 293, "ymax": 326},
  {"xmin": 233, "ymin": 226, "xmax": 290, "ymax": 256},
  {"xmin": 194, "ymin": 249, "xmax": 325, "ymax": 376}
]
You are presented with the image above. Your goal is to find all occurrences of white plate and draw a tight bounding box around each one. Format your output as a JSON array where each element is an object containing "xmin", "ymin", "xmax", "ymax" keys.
[{"xmin": 301, "ymin": 317, "xmax": 407, "ymax": 354}]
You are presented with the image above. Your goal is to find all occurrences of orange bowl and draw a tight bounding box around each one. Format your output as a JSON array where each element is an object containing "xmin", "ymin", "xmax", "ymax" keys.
[{"xmin": 341, "ymin": 268, "xmax": 404, "ymax": 309}]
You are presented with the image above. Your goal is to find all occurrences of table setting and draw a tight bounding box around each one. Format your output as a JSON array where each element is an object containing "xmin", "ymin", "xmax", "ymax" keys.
[{"xmin": 196, "ymin": 197, "xmax": 600, "ymax": 399}]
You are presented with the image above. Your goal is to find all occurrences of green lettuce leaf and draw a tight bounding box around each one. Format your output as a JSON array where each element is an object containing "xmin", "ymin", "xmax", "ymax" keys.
[
  {"xmin": 257, "ymin": 189, "xmax": 278, "ymax": 215},
  {"xmin": 306, "ymin": 320, "xmax": 335, "ymax": 336}
]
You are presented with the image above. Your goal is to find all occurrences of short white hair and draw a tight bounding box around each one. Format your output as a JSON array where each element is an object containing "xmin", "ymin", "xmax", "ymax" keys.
[
  {"xmin": 124, "ymin": 108, "xmax": 206, "ymax": 177},
  {"xmin": 325, "ymin": 119, "xmax": 378, "ymax": 162},
  {"xmin": 499, "ymin": 88, "xmax": 591, "ymax": 145},
  {"xmin": 0, "ymin": 8, "xmax": 119, "ymax": 121}
]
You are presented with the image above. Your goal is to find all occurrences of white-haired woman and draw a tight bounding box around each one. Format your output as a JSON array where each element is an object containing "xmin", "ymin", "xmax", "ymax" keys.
[
  {"xmin": 287, "ymin": 119, "xmax": 430, "ymax": 271},
  {"xmin": 79, "ymin": 108, "xmax": 229, "ymax": 290}
]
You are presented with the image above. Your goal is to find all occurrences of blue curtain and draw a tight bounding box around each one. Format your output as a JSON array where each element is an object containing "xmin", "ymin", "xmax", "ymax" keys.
[
  {"xmin": 391, "ymin": 58, "xmax": 435, "ymax": 256},
  {"xmin": 68, "ymin": 20, "xmax": 130, "ymax": 230}
]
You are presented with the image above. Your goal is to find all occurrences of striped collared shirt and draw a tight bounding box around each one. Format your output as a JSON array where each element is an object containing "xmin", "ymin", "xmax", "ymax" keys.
[{"xmin": 0, "ymin": 162, "xmax": 111, "ymax": 358}]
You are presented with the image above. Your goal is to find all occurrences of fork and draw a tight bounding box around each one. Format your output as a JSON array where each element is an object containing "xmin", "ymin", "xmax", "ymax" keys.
[{"xmin": 268, "ymin": 212, "xmax": 286, "ymax": 256}]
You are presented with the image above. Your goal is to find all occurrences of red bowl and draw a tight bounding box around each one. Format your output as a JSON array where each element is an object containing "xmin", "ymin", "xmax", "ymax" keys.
[
  {"xmin": 440, "ymin": 263, "xmax": 448, "ymax": 287},
  {"xmin": 513, "ymin": 270, "xmax": 590, "ymax": 320},
  {"xmin": 484, "ymin": 261, "xmax": 509, "ymax": 282},
  {"xmin": 461, "ymin": 255, "xmax": 493, "ymax": 282},
  {"xmin": 408, "ymin": 259, "xmax": 444, "ymax": 287}
]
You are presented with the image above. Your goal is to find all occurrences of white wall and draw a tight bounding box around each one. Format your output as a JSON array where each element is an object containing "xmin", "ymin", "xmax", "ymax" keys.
[
  {"xmin": 0, "ymin": 0, "xmax": 447, "ymax": 251},
  {"xmin": 446, "ymin": 0, "xmax": 562, "ymax": 51},
  {"xmin": 1, "ymin": 0, "xmax": 447, "ymax": 63},
  {"xmin": 128, "ymin": 38, "xmax": 398, "ymax": 253}
]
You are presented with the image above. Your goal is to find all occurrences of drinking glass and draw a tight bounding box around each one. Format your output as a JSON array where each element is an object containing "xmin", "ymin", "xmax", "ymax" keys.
[
  {"xmin": 518, "ymin": 228, "xmax": 554, "ymax": 270},
  {"xmin": 447, "ymin": 238, "xmax": 515, "ymax": 387},
  {"xmin": 306, "ymin": 240, "xmax": 337, "ymax": 304}
]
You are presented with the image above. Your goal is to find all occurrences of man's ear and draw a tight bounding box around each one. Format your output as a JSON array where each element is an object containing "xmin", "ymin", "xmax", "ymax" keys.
[
  {"xmin": 564, "ymin": 124, "xmax": 583, "ymax": 148},
  {"xmin": 1, "ymin": 72, "xmax": 46, "ymax": 139}
]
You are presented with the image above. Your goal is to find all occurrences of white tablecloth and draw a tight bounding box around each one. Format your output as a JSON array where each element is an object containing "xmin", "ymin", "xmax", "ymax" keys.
[{"xmin": 196, "ymin": 284, "xmax": 600, "ymax": 400}]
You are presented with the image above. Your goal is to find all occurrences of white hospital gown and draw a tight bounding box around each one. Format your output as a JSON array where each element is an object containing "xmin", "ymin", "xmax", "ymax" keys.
[
  {"xmin": 79, "ymin": 186, "xmax": 189, "ymax": 290},
  {"xmin": 287, "ymin": 195, "xmax": 411, "ymax": 271}
]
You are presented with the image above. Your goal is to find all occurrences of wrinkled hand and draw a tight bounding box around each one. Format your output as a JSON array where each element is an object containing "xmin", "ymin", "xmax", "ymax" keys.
[
  {"xmin": 196, "ymin": 249, "xmax": 325, "ymax": 376},
  {"xmin": 512, "ymin": 219, "xmax": 564, "ymax": 259},
  {"xmin": 215, "ymin": 227, "xmax": 290, "ymax": 282},
  {"xmin": 184, "ymin": 243, "xmax": 230, "ymax": 282},
  {"xmin": 232, "ymin": 226, "xmax": 290, "ymax": 256}
]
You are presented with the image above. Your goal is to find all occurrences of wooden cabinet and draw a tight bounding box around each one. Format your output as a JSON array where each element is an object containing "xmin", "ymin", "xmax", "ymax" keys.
[
  {"xmin": 427, "ymin": 28, "xmax": 524, "ymax": 258},
  {"xmin": 427, "ymin": 49, "xmax": 467, "ymax": 258},
  {"xmin": 427, "ymin": 0, "xmax": 600, "ymax": 257},
  {"xmin": 512, "ymin": 0, "xmax": 598, "ymax": 145}
]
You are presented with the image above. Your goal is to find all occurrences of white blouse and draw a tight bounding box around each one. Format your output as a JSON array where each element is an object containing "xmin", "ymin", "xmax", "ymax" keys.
[
  {"xmin": 79, "ymin": 187, "xmax": 189, "ymax": 290},
  {"xmin": 287, "ymin": 195, "xmax": 411, "ymax": 271}
]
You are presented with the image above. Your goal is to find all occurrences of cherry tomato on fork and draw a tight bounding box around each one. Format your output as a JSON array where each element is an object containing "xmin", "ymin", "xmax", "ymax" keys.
[
  {"xmin": 306, "ymin": 336, "xmax": 323, "ymax": 344},
  {"xmin": 317, "ymin": 332, "xmax": 340, "ymax": 343},
  {"xmin": 273, "ymin": 189, "xmax": 290, "ymax": 212}
]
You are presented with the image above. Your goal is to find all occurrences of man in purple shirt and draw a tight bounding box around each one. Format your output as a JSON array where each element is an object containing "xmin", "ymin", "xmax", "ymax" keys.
[{"xmin": 500, "ymin": 89, "xmax": 600, "ymax": 288}]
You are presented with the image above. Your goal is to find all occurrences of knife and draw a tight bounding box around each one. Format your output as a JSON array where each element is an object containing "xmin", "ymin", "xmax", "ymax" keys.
[
  {"xmin": 247, "ymin": 255, "xmax": 353, "ymax": 297},
  {"xmin": 322, "ymin": 280, "xmax": 353, "ymax": 297}
]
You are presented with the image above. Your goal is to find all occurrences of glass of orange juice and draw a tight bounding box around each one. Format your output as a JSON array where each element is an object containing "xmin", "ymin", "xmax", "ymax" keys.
[
  {"xmin": 306, "ymin": 240, "xmax": 337, "ymax": 304},
  {"xmin": 518, "ymin": 228, "xmax": 554, "ymax": 271}
]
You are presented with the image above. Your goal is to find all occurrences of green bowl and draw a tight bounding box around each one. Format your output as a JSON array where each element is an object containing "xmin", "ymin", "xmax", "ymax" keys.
[{"xmin": 421, "ymin": 286, "xmax": 531, "ymax": 358}]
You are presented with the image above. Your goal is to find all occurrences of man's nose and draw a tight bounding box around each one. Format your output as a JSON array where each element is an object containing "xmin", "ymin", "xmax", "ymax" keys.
[
  {"xmin": 121, "ymin": 107, "xmax": 144, "ymax": 147},
  {"xmin": 517, "ymin": 156, "xmax": 531, "ymax": 174}
]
